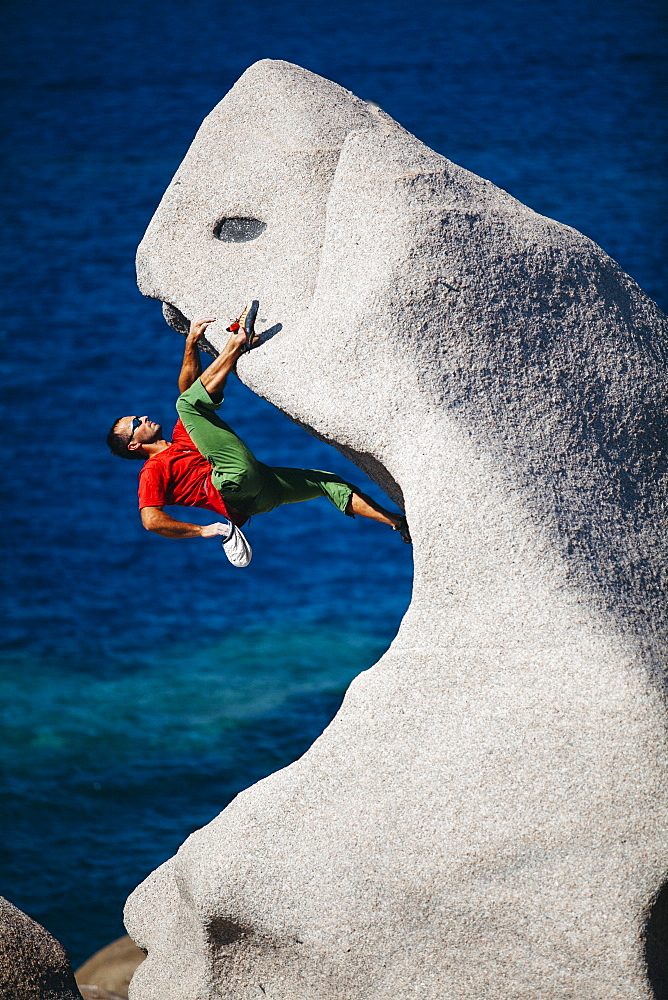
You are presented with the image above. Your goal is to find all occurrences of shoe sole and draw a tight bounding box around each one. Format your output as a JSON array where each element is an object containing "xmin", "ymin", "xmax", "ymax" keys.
[
  {"xmin": 240, "ymin": 300, "xmax": 259, "ymax": 351},
  {"xmin": 222, "ymin": 522, "xmax": 253, "ymax": 567},
  {"xmin": 393, "ymin": 516, "xmax": 412, "ymax": 544}
]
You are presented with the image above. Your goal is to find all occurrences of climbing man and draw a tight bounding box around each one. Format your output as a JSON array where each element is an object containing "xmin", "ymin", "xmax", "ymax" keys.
[{"xmin": 106, "ymin": 306, "xmax": 411, "ymax": 566}]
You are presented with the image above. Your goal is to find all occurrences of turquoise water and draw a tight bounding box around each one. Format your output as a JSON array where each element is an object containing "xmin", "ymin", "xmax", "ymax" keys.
[{"xmin": 1, "ymin": 0, "xmax": 665, "ymax": 966}]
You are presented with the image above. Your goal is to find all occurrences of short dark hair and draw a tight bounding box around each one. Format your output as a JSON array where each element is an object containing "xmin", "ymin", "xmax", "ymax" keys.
[{"xmin": 106, "ymin": 418, "xmax": 142, "ymax": 460}]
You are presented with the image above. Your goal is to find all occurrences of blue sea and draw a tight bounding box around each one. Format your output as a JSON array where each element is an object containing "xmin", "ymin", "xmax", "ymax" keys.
[{"xmin": 1, "ymin": 0, "xmax": 665, "ymax": 967}]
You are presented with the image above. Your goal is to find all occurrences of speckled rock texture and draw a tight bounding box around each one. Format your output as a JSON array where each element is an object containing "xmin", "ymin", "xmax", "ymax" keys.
[
  {"xmin": 0, "ymin": 895, "xmax": 83, "ymax": 1000},
  {"xmin": 125, "ymin": 60, "xmax": 668, "ymax": 1000}
]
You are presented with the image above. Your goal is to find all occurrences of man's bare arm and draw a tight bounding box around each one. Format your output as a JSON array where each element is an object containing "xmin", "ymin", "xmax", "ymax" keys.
[
  {"xmin": 140, "ymin": 506, "xmax": 228, "ymax": 539},
  {"xmin": 178, "ymin": 316, "xmax": 216, "ymax": 393}
]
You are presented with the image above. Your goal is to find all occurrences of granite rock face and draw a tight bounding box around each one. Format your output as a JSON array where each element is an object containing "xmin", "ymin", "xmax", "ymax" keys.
[
  {"xmin": 126, "ymin": 61, "xmax": 668, "ymax": 999},
  {"xmin": 0, "ymin": 895, "xmax": 83, "ymax": 1000}
]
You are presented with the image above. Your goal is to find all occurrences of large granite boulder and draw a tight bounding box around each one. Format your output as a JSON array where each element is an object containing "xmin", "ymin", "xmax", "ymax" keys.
[
  {"xmin": 0, "ymin": 895, "xmax": 82, "ymax": 1000},
  {"xmin": 125, "ymin": 60, "xmax": 668, "ymax": 999}
]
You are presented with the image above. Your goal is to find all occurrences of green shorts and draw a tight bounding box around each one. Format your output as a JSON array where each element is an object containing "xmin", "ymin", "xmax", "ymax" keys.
[{"xmin": 176, "ymin": 379, "xmax": 355, "ymax": 518}]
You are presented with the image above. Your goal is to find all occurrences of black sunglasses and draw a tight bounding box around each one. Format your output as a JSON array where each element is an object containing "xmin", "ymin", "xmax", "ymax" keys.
[{"xmin": 127, "ymin": 417, "xmax": 142, "ymax": 445}]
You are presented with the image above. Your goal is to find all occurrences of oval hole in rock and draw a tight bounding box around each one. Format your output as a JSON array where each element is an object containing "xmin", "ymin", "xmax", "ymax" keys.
[{"xmin": 214, "ymin": 217, "xmax": 266, "ymax": 242}]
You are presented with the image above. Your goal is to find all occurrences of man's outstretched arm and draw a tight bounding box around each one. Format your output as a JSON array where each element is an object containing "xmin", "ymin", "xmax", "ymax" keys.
[
  {"xmin": 141, "ymin": 506, "xmax": 229, "ymax": 539},
  {"xmin": 178, "ymin": 317, "xmax": 216, "ymax": 393}
]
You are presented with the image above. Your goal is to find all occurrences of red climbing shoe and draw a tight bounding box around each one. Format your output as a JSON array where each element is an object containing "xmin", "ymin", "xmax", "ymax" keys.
[{"xmin": 227, "ymin": 300, "xmax": 259, "ymax": 351}]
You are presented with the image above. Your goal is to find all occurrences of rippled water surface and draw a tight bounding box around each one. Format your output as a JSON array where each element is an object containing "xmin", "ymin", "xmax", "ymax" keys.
[{"xmin": 1, "ymin": 0, "xmax": 665, "ymax": 965}]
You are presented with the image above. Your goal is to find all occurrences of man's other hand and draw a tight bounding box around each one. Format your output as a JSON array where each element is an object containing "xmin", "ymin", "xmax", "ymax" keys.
[
  {"xmin": 200, "ymin": 521, "xmax": 231, "ymax": 539},
  {"xmin": 188, "ymin": 316, "xmax": 217, "ymax": 343}
]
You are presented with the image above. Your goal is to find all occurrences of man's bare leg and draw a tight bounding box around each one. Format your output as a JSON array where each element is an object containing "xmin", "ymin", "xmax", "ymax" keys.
[
  {"xmin": 347, "ymin": 491, "xmax": 410, "ymax": 539},
  {"xmin": 192, "ymin": 321, "xmax": 410, "ymax": 540}
]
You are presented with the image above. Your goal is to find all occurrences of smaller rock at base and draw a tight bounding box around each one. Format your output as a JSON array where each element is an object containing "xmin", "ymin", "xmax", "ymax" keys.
[
  {"xmin": 78, "ymin": 987, "xmax": 126, "ymax": 1000},
  {"xmin": 0, "ymin": 895, "xmax": 83, "ymax": 999},
  {"xmin": 75, "ymin": 935, "xmax": 145, "ymax": 1000}
]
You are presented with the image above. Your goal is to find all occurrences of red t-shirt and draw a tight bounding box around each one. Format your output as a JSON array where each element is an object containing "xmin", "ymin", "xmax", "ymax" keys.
[{"xmin": 138, "ymin": 420, "xmax": 245, "ymax": 525}]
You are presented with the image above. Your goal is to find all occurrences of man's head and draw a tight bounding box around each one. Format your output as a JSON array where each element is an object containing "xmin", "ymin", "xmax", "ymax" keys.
[{"xmin": 106, "ymin": 415, "xmax": 162, "ymax": 460}]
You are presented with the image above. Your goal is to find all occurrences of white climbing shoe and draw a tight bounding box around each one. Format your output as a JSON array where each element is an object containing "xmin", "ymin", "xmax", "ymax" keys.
[{"xmin": 222, "ymin": 521, "xmax": 252, "ymax": 568}]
